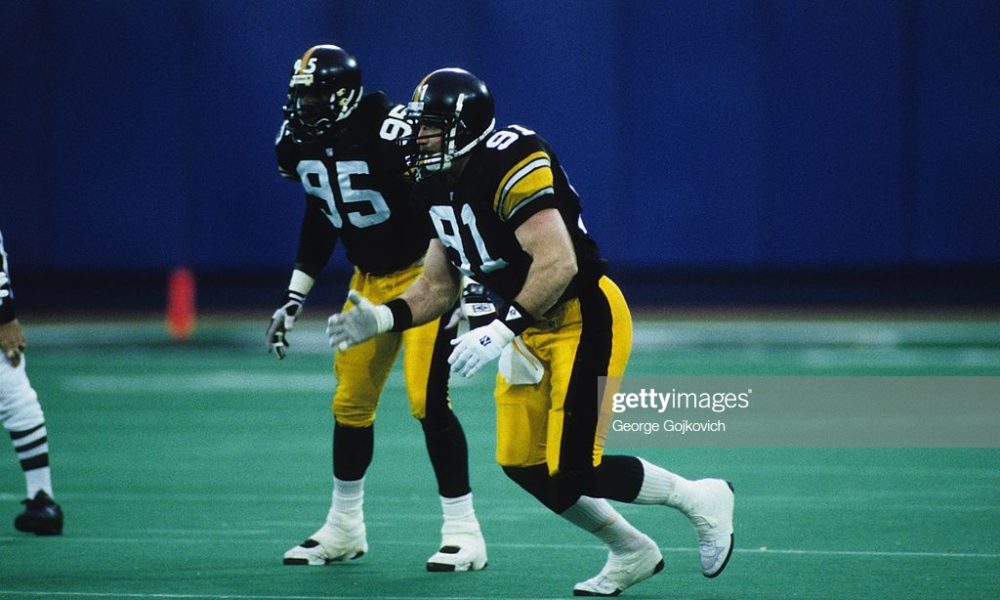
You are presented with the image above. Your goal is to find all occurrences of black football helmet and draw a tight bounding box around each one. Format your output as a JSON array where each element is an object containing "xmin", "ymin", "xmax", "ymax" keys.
[
  {"xmin": 402, "ymin": 68, "xmax": 495, "ymax": 178},
  {"xmin": 282, "ymin": 45, "xmax": 363, "ymax": 143}
]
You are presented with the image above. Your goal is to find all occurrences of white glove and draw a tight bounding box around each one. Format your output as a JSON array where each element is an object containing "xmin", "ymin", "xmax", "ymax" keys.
[
  {"xmin": 266, "ymin": 295, "xmax": 304, "ymax": 359},
  {"xmin": 448, "ymin": 319, "xmax": 515, "ymax": 378},
  {"xmin": 326, "ymin": 290, "xmax": 393, "ymax": 351}
]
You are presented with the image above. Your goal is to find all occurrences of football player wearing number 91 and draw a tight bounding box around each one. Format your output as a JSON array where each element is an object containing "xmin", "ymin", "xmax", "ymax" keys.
[
  {"xmin": 326, "ymin": 68, "xmax": 736, "ymax": 596},
  {"xmin": 267, "ymin": 45, "xmax": 487, "ymax": 572}
]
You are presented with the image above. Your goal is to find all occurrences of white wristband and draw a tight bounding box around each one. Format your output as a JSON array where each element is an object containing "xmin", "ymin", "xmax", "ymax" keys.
[
  {"xmin": 288, "ymin": 269, "xmax": 316, "ymax": 297},
  {"xmin": 373, "ymin": 304, "xmax": 394, "ymax": 334}
]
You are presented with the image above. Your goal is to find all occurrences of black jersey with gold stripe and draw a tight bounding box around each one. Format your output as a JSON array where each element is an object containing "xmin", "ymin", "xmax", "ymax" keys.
[
  {"xmin": 276, "ymin": 92, "xmax": 431, "ymax": 276},
  {"xmin": 413, "ymin": 124, "xmax": 606, "ymax": 305}
]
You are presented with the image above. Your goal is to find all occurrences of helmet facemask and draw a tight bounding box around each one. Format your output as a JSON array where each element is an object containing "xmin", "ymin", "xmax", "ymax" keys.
[
  {"xmin": 403, "ymin": 93, "xmax": 495, "ymax": 179},
  {"xmin": 284, "ymin": 83, "xmax": 363, "ymax": 143},
  {"xmin": 403, "ymin": 108, "xmax": 454, "ymax": 175}
]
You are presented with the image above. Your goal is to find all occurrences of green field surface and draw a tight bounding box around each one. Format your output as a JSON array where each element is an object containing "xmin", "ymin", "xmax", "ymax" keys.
[{"xmin": 2, "ymin": 315, "xmax": 998, "ymax": 599}]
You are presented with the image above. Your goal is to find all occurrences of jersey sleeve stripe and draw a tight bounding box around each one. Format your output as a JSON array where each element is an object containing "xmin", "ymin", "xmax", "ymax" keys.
[
  {"xmin": 499, "ymin": 161, "xmax": 553, "ymax": 220},
  {"xmin": 493, "ymin": 151, "xmax": 554, "ymax": 221},
  {"xmin": 506, "ymin": 187, "xmax": 556, "ymax": 222}
]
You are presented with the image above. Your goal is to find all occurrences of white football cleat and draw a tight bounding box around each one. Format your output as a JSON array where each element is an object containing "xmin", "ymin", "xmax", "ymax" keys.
[
  {"xmin": 426, "ymin": 516, "xmax": 488, "ymax": 572},
  {"xmin": 283, "ymin": 512, "xmax": 368, "ymax": 566},
  {"xmin": 684, "ymin": 479, "xmax": 734, "ymax": 577},
  {"xmin": 572, "ymin": 534, "xmax": 664, "ymax": 596}
]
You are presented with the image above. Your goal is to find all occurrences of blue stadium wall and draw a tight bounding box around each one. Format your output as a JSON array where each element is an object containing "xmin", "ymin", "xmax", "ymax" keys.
[{"xmin": 2, "ymin": 1, "xmax": 998, "ymax": 309}]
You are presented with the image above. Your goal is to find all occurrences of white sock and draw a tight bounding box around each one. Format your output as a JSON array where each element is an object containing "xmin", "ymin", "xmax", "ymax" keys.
[
  {"xmin": 328, "ymin": 476, "xmax": 364, "ymax": 523},
  {"xmin": 25, "ymin": 467, "xmax": 53, "ymax": 500},
  {"xmin": 560, "ymin": 496, "xmax": 647, "ymax": 554},
  {"xmin": 441, "ymin": 492, "xmax": 476, "ymax": 521},
  {"xmin": 634, "ymin": 457, "xmax": 694, "ymax": 508},
  {"xmin": 10, "ymin": 424, "xmax": 53, "ymax": 499}
]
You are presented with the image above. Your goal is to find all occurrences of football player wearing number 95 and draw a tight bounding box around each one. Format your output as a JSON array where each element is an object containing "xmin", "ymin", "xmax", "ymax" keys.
[
  {"xmin": 327, "ymin": 69, "xmax": 736, "ymax": 596},
  {"xmin": 266, "ymin": 46, "xmax": 487, "ymax": 572}
]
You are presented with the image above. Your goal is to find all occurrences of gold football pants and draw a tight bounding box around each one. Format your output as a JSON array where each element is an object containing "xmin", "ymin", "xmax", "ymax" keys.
[
  {"xmin": 332, "ymin": 264, "xmax": 453, "ymax": 426},
  {"xmin": 494, "ymin": 276, "xmax": 632, "ymax": 475}
]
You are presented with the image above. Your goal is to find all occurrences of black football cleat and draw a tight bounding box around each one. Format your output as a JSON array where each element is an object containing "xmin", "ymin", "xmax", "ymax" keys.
[{"xmin": 14, "ymin": 491, "xmax": 63, "ymax": 536}]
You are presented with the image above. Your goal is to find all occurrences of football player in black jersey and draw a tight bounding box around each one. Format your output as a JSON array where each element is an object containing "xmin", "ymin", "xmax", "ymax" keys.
[
  {"xmin": 1, "ymin": 229, "xmax": 63, "ymax": 535},
  {"xmin": 266, "ymin": 47, "xmax": 486, "ymax": 572},
  {"xmin": 328, "ymin": 69, "xmax": 736, "ymax": 596}
]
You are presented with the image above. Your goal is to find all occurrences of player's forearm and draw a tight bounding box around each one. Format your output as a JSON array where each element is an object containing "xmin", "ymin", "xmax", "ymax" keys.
[
  {"xmin": 400, "ymin": 274, "xmax": 459, "ymax": 326},
  {"xmin": 511, "ymin": 208, "xmax": 579, "ymax": 319},
  {"xmin": 514, "ymin": 251, "xmax": 577, "ymax": 318}
]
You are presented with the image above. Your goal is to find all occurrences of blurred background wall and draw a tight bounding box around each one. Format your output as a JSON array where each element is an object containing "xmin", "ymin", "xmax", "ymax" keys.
[{"xmin": 2, "ymin": 0, "xmax": 998, "ymax": 311}]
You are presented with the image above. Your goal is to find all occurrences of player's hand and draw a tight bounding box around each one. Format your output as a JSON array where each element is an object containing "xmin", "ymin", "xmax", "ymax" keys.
[
  {"xmin": 326, "ymin": 290, "xmax": 393, "ymax": 351},
  {"xmin": 445, "ymin": 280, "xmax": 496, "ymax": 330},
  {"xmin": 266, "ymin": 296, "xmax": 304, "ymax": 359},
  {"xmin": 448, "ymin": 319, "xmax": 514, "ymax": 378},
  {"xmin": 0, "ymin": 318, "xmax": 26, "ymax": 368}
]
